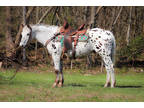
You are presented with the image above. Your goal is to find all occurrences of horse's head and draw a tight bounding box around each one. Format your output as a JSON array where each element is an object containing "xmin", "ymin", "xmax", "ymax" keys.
[{"xmin": 19, "ymin": 24, "xmax": 32, "ymax": 47}]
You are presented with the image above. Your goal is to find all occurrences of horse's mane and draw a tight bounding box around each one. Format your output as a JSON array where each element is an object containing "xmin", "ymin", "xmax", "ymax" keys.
[{"xmin": 30, "ymin": 24, "xmax": 59, "ymax": 33}]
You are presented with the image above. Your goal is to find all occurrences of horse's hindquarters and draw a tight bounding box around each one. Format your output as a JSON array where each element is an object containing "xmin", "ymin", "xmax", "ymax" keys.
[{"xmin": 88, "ymin": 28, "xmax": 116, "ymax": 88}]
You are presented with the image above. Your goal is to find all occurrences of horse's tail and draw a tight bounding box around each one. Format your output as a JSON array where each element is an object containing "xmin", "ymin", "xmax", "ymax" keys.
[{"xmin": 111, "ymin": 34, "xmax": 116, "ymax": 66}]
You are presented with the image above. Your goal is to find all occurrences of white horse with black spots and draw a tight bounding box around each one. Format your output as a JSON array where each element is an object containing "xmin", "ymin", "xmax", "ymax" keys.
[{"xmin": 19, "ymin": 24, "xmax": 116, "ymax": 88}]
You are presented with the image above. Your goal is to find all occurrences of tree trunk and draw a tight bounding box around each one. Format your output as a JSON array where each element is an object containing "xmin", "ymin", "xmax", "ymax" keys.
[
  {"xmin": 5, "ymin": 6, "xmax": 15, "ymax": 57},
  {"xmin": 35, "ymin": 7, "xmax": 39, "ymax": 61},
  {"xmin": 52, "ymin": 7, "xmax": 59, "ymax": 25},
  {"xmin": 100, "ymin": 60, "xmax": 104, "ymax": 73},
  {"xmin": 88, "ymin": 6, "xmax": 96, "ymax": 28},
  {"xmin": 87, "ymin": 54, "xmax": 93, "ymax": 68},
  {"xmin": 84, "ymin": 6, "xmax": 88, "ymax": 23},
  {"xmin": 126, "ymin": 6, "xmax": 132, "ymax": 45},
  {"xmin": 22, "ymin": 6, "xmax": 27, "ymax": 66},
  {"xmin": 110, "ymin": 7, "xmax": 123, "ymax": 31},
  {"xmin": 0, "ymin": 62, "xmax": 2, "ymax": 68},
  {"xmin": 86, "ymin": 7, "xmax": 96, "ymax": 69},
  {"xmin": 87, "ymin": 6, "xmax": 103, "ymax": 69}
]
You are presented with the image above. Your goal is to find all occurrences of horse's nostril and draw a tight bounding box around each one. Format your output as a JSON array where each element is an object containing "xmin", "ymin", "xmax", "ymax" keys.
[{"xmin": 20, "ymin": 43, "xmax": 23, "ymax": 47}]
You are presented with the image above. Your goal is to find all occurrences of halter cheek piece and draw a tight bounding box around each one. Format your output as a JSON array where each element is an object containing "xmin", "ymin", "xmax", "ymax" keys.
[{"xmin": 26, "ymin": 25, "xmax": 32, "ymax": 45}]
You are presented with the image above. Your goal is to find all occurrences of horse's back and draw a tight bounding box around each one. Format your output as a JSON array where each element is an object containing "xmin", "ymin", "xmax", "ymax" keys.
[
  {"xmin": 89, "ymin": 28, "xmax": 115, "ymax": 40},
  {"xmin": 88, "ymin": 28, "xmax": 116, "ymax": 55}
]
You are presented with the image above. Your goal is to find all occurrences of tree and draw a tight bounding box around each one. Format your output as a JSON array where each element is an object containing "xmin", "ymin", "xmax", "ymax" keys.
[
  {"xmin": 88, "ymin": 6, "xmax": 96, "ymax": 28},
  {"xmin": 126, "ymin": 6, "xmax": 132, "ymax": 45},
  {"xmin": 5, "ymin": 6, "xmax": 15, "ymax": 57},
  {"xmin": 22, "ymin": 6, "xmax": 27, "ymax": 66}
]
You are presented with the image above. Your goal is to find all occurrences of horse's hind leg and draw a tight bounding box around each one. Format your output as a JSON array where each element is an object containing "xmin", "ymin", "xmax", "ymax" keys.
[{"xmin": 102, "ymin": 55, "xmax": 116, "ymax": 88}]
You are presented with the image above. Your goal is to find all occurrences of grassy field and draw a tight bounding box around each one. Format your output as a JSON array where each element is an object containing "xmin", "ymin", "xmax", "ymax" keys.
[{"xmin": 0, "ymin": 67, "xmax": 144, "ymax": 102}]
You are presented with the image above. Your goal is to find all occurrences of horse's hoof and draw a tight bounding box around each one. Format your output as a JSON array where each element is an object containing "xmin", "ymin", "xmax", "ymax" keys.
[
  {"xmin": 111, "ymin": 86, "xmax": 115, "ymax": 88},
  {"xmin": 52, "ymin": 83, "xmax": 57, "ymax": 88},
  {"xmin": 57, "ymin": 82, "xmax": 63, "ymax": 87},
  {"xmin": 111, "ymin": 81, "xmax": 116, "ymax": 88},
  {"xmin": 104, "ymin": 82, "xmax": 111, "ymax": 88},
  {"xmin": 104, "ymin": 85, "xmax": 108, "ymax": 88}
]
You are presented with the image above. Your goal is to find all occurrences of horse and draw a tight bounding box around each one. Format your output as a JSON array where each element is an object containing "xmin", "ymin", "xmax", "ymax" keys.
[{"xmin": 19, "ymin": 24, "xmax": 116, "ymax": 88}]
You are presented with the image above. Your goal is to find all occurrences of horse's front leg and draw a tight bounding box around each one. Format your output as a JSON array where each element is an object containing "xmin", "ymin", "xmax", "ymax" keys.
[
  {"xmin": 52, "ymin": 53, "xmax": 60, "ymax": 88},
  {"xmin": 52, "ymin": 53, "xmax": 64, "ymax": 88},
  {"xmin": 52, "ymin": 69, "xmax": 59, "ymax": 88},
  {"xmin": 58, "ymin": 60, "xmax": 64, "ymax": 87}
]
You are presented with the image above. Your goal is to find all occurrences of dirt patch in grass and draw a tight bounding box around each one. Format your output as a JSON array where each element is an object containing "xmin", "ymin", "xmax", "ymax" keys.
[{"xmin": 99, "ymin": 93, "xmax": 133, "ymax": 101}]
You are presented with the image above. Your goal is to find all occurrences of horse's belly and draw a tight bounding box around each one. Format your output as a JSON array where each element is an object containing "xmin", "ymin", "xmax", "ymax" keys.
[{"xmin": 68, "ymin": 42, "xmax": 92, "ymax": 57}]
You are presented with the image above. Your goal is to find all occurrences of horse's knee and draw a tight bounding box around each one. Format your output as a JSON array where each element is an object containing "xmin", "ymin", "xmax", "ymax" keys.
[
  {"xmin": 55, "ymin": 70, "xmax": 59, "ymax": 74},
  {"xmin": 61, "ymin": 78, "xmax": 64, "ymax": 84}
]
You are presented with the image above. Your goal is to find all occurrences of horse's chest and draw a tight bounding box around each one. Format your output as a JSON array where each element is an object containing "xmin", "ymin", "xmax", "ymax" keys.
[{"xmin": 47, "ymin": 42, "xmax": 62, "ymax": 55}]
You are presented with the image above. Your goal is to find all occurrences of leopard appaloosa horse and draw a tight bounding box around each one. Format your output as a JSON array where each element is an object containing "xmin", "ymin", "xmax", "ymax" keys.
[{"xmin": 19, "ymin": 24, "xmax": 116, "ymax": 88}]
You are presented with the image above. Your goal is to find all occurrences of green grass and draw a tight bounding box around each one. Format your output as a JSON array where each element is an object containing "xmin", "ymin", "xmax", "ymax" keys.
[{"xmin": 0, "ymin": 68, "xmax": 144, "ymax": 102}]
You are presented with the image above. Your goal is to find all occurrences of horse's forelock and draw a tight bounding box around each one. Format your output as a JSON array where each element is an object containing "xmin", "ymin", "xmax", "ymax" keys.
[
  {"xmin": 27, "ymin": 24, "xmax": 32, "ymax": 31},
  {"xmin": 22, "ymin": 24, "xmax": 32, "ymax": 33}
]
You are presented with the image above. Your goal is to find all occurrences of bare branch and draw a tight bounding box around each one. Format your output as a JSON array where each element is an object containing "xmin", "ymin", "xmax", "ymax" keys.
[
  {"xmin": 56, "ymin": 13, "xmax": 61, "ymax": 24},
  {"xmin": 37, "ymin": 7, "xmax": 53, "ymax": 24},
  {"xmin": 95, "ymin": 6, "xmax": 103, "ymax": 15},
  {"xmin": 88, "ymin": 6, "xmax": 103, "ymax": 28},
  {"xmin": 23, "ymin": 7, "xmax": 26, "ymax": 25},
  {"xmin": 126, "ymin": 6, "xmax": 132, "ymax": 45},
  {"xmin": 88, "ymin": 6, "xmax": 96, "ymax": 27},
  {"xmin": 110, "ymin": 7, "xmax": 123, "ymax": 30},
  {"xmin": 51, "ymin": 7, "xmax": 59, "ymax": 25}
]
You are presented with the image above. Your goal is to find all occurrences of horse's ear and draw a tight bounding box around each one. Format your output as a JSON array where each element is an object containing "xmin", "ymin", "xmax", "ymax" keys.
[
  {"xmin": 63, "ymin": 20, "xmax": 69, "ymax": 29},
  {"xmin": 21, "ymin": 24, "xmax": 25, "ymax": 28},
  {"xmin": 27, "ymin": 24, "xmax": 32, "ymax": 30},
  {"xmin": 27, "ymin": 24, "xmax": 30, "ymax": 27}
]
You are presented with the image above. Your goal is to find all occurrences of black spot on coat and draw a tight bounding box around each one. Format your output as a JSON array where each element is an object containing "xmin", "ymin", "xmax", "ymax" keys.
[
  {"xmin": 52, "ymin": 44, "xmax": 56, "ymax": 49},
  {"xmin": 106, "ymin": 32, "xmax": 110, "ymax": 35},
  {"xmin": 96, "ymin": 47, "xmax": 100, "ymax": 49}
]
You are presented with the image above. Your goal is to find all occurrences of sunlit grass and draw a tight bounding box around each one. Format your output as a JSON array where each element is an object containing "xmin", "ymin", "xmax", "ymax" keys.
[{"xmin": 0, "ymin": 68, "xmax": 144, "ymax": 102}]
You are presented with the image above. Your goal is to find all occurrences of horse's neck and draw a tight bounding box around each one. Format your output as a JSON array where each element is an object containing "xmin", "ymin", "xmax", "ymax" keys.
[{"xmin": 31, "ymin": 25, "xmax": 59, "ymax": 46}]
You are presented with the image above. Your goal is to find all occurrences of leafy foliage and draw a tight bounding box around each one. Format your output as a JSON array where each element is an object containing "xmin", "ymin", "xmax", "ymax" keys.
[{"xmin": 117, "ymin": 35, "xmax": 144, "ymax": 61}]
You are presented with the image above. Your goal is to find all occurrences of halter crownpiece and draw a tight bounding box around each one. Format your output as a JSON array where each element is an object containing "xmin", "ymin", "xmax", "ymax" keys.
[{"xmin": 26, "ymin": 25, "xmax": 32, "ymax": 46}]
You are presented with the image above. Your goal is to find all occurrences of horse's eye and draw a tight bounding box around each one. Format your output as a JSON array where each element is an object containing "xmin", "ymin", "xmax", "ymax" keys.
[{"xmin": 27, "ymin": 33, "xmax": 30, "ymax": 36}]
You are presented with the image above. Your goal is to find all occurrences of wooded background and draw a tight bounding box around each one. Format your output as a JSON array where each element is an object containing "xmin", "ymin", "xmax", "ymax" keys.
[{"xmin": 0, "ymin": 6, "xmax": 144, "ymax": 69}]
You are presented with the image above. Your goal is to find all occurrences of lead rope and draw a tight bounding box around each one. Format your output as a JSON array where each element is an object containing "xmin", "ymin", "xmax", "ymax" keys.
[
  {"xmin": 0, "ymin": 56, "xmax": 20, "ymax": 81},
  {"xmin": 0, "ymin": 46, "xmax": 22, "ymax": 81},
  {"xmin": 45, "ymin": 32, "xmax": 60, "ymax": 47}
]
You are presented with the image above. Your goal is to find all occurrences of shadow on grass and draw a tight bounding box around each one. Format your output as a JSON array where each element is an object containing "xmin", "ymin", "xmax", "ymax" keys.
[
  {"xmin": 116, "ymin": 85, "xmax": 142, "ymax": 88},
  {"xmin": 66, "ymin": 83, "xmax": 86, "ymax": 87},
  {"xmin": 92, "ymin": 84, "xmax": 142, "ymax": 88},
  {"xmin": 0, "ymin": 81, "xmax": 49, "ymax": 87}
]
